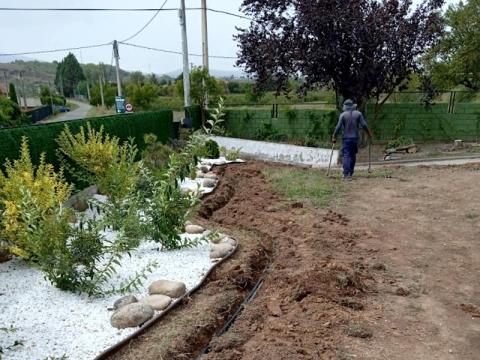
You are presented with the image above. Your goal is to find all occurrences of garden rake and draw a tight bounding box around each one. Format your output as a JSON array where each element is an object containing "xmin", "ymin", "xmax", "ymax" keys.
[
  {"xmin": 327, "ymin": 141, "xmax": 335, "ymax": 177},
  {"xmin": 368, "ymin": 137, "xmax": 372, "ymax": 173}
]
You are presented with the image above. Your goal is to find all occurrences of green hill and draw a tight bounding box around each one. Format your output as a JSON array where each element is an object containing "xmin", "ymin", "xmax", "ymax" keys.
[{"xmin": 0, "ymin": 60, "xmax": 133, "ymax": 98}]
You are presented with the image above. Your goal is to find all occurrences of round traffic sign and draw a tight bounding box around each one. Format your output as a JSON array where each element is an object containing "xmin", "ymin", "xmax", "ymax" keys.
[{"xmin": 125, "ymin": 103, "xmax": 133, "ymax": 112}]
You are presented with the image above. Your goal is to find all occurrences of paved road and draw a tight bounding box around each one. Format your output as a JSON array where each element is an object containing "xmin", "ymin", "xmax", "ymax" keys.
[{"xmin": 54, "ymin": 100, "xmax": 92, "ymax": 122}]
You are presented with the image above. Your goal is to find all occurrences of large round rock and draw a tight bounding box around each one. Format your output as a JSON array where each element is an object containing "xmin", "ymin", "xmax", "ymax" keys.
[
  {"xmin": 210, "ymin": 243, "xmax": 234, "ymax": 259},
  {"xmin": 110, "ymin": 303, "xmax": 154, "ymax": 329},
  {"xmin": 140, "ymin": 295, "xmax": 172, "ymax": 311},
  {"xmin": 149, "ymin": 280, "xmax": 187, "ymax": 298},
  {"xmin": 203, "ymin": 179, "xmax": 216, "ymax": 188},
  {"xmin": 185, "ymin": 224, "xmax": 204, "ymax": 234},
  {"xmin": 113, "ymin": 295, "xmax": 138, "ymax": 310}
]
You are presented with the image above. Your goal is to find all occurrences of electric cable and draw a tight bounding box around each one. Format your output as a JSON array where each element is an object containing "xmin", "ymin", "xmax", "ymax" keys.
[
  {"xmin": 120, "ymin": 42, "xmax": 237, "ymax": 59},
  {"xmin": 0, "ymin": 42, "xmax": 112, "ymax": 57},
  {"xmin": 120, "ymin": 0, "xmax": 168, "ymax": 42}
]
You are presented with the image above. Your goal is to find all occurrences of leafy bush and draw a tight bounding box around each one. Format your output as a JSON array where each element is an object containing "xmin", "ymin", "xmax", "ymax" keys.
[
  {"xmin": 386, "ymin": 136, "xmax": 414, "ymax": 150},
  {"xmin": 138, "ymin": 134, "xmax": 205, "ymax": 249},
  {"xmin": 204, "ymin": 97, "xmax": 226, "ymax": 135},
  {"xmin": 0, "ymin": 97, "xmax": 28, "ymax": 128},
  {"xmin": 225, "ymin": 147, "xmax": 241, "ymax": 161},
  {"xmin": 142, "ymin": 133, "xmax": 173, "ymax": 175},
  {"xmin": 254, "ymin": 122, "xmax": 287, "ymax": 142},
  {"xmin": 57, "ymin": 123, "xmax": 140, "ymax": 203},
  {"xmin": 39, "ymin": 86, "xmax": 66, "ymax": 106},
  {"xmin": 0, "ymin": 137, "xmax": 73, "ymax": 259},
  {"xmin": 201, "ymin": 140, "xmax": 220, "ymax": 159}
]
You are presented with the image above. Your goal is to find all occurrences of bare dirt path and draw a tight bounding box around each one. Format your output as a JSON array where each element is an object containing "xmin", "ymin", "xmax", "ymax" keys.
[{"xmin": 337, "ymin": 165, "xmax": 480, "ymax": 359}]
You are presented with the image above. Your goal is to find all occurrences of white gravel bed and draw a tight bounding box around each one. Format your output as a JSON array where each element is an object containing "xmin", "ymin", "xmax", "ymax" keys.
[
  {"xmin": 0, "ymin": 234, "xmax": 211, "ymax": 360},
  {"xmin": 0, "ymin": 157, "xmax": 244, "ymax": 360}
]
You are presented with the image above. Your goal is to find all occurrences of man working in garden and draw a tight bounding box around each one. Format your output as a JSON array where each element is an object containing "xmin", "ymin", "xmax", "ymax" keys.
[{"xmin": 332, "ymin": 99, "xmax": 373, "ymax": 180}]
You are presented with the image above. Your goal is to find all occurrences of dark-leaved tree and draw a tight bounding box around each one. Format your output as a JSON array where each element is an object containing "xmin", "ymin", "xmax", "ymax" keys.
[
  {"xmin": 236, "ymin": 0, "xmax": 444, "ymax": 118},
  {"xmin": 55, "ymin": 53, "xmax": 85, "ymax": 98}
]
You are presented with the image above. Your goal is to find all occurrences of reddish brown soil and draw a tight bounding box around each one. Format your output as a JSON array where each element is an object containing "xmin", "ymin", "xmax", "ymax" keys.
[{"xmin": 109, "ymin": 162, "xmax": 480, "ymax": 360}]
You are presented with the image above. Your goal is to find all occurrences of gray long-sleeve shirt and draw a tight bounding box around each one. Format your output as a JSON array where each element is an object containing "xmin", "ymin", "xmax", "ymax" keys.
[{"xmin": 333, "ymin": 110, "xmax": 369, "ymax": 139}]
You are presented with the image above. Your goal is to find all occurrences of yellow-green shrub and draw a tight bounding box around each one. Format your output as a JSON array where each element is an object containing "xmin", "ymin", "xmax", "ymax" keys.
[
  {"xmin": 57, "ymin": 123, "xmax": 140, "ymax": 203},
  {"xmin": 0, "ymin": 137, "xmax": 73, "ymax": 259}
]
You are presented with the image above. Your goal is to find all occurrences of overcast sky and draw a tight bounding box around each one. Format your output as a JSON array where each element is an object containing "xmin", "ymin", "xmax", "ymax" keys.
[
  {"xmin": 0, "ymin": 0, "xmax": 247, "ymax": 74},
  {"xmin": 0, "ymin": 0, "xmax": 456, "ymax": 75}
]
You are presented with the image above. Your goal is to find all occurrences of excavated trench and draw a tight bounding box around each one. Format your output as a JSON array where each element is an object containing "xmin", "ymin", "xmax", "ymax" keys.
[{"xmin": 108, "ymin": 161, "xmax": 375, "ymax": 360}]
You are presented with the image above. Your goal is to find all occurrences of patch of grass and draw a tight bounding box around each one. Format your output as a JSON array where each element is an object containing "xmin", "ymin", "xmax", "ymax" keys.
[
  {"xmin": 325, "ymin": 168, "xmax": 394, "ymax": 179},
  {"xmin": 263, "ymin": 167, "xmax": 343, "ymax": 207},
  {"xmin": 86, "ymin": 106, "xmax": 116, "ymax": 118},
  {"xmin": 65, "ymin": 101, "xmax": 79, "ymax": 112},
  {"xmin": 406, "ymin": 303, "xmax": 424, "ymax": 316},
  {"xmin": 466, "ymin": 212, "xmax": 479, "ymax": 220},
  {"xmin": 344, "ymin": 323, "xmax": 373, "ymax": 338}
]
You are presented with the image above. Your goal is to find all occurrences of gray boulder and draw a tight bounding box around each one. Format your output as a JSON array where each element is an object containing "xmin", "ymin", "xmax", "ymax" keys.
[
  {"xmin": 140, "ymin": 295, "xmax": 172, "ymax": 311},
  {"xmin": 149, "ymin": 280, "xmax": 187, "ymax": 298},
  {"xmin": 204, "ymin": 173, "xmax": 218, "ymax": 180},
  {"xmin": 110, "ymin": 303, "xmax": 154, "ymax": 329},
  {"xmin": 222, "ymin": 237, "xmax": 237, "ymax": 247},
  {"xmin": 203, "ymin": 179, "xmax": 216, "ymax": 188},
  {"xmin": 113, "ymin": 295, "xmax": 138, "ymax": 310},
  {"xmin": 210, "ymin": 243, "xmax": 234, "ymax": 259}
]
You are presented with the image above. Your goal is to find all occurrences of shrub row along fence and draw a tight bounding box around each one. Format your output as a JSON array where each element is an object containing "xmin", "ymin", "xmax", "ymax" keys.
[
  {"xmin": 0, "ymin": 110, "xmax": 174, "ymax": 172},
  {"xmin": 366, "ymin": 103, "xmax": 480, "ymax": 142},
  {"xmin": 223, "ymin": 103, "xmax": 480, "ymax": 144}
]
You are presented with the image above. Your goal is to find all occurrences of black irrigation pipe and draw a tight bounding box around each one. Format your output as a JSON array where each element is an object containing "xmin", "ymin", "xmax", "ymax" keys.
[
  {"xmin": 95, "ymin": 241, "xmax": 239, "ymax": 360},
  {"xmin": 196, "ymin": 276, "xmax": 266, "ymax": 357}
]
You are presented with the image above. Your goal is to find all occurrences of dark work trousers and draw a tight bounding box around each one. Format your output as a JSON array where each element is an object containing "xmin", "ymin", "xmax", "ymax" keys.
[{"xmin": 342, "ymin": 138, "xmax": 359, "ymax": 177}]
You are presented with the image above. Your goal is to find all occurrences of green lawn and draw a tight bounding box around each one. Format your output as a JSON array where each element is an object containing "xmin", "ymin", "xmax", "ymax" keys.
[{"xmin": 263, "ymin": 167, "xmax": 343, "ymax": 207}]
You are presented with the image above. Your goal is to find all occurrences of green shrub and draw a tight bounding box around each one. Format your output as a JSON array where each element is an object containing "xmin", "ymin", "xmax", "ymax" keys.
[
  {"xmin": 0, "ymin": 111, "xmax": 174, "ymax": 181},
  {"xmin": 57, "ymin": 123, "xmax": 140, "ymax": 203},
  {"xmin": 225, "ymin": 147, "xmax": 241, "ymax": 161},
  {"xmin": 0, "ymin": 138, "xmax": 140, "ymax": 295},
  {"xmin": 138, "ymin": 135, "xmax": 206, "ymax": 249},
  {"xmin": 385, "ymin": 136, "xmax": 414, "ymax": 150},
  {"xmin": 141, "ymin": 133, "xmax": 173, "ymax": 175},
  {"xmin": 0, "ymin": 97, "xmax": 27, "ymax": 128},
  {"xmin": 254, "ymin": 122, "xmax": 287, "ymax": 142},
  {"xmin": 0, "ymin": 137, "xmax": 73, "ymax": 260},
  {"xmin": 201, "ymin": 139, "xmax": 220, "ymax": 159}
]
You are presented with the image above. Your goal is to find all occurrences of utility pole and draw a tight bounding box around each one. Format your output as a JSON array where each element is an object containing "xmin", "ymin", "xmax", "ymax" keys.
[
  {"xmin": 48, "ymin": 81, "xmax": 54, "ymax": 112},
  {"xmin": 179, "ymin": 0, "xmax": 191, "ymax": 107},
  {"xmin": 3, "ymin": 71, "xmax": 8, "ymax": 96},
  {"xmin": 113, "ymin": 40, "xmax": 122, "ymax": 97},
  {"xmin": 99, "ymin": 73, "xmax": 105, "ymax": 108},
  {"xmin": 19, "ymin": 71, "xmax": 27, "ymax": 109},
  {"xmin": 201, "ymin": 0, "xmax": 209, "ymax": 72},
  {"xmin": 86, "ymin": 78, "xmax": 91, "ymax": 102}
]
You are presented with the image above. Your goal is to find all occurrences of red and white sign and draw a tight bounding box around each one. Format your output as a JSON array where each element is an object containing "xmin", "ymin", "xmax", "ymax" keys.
[{"xmin": 125, "ymin": 103, "xmax": 133, "ymax": 112}]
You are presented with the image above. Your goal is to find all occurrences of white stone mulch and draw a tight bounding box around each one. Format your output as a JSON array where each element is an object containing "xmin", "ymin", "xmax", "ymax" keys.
[{"xmin": 0, "ymin": 158, "xmax": 243, "ymax": 360}]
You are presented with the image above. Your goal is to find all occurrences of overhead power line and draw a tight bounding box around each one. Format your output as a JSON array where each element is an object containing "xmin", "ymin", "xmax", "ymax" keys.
[
  {"xmin": 0, "ymin": 8, "xmax": 179, "ymax": 12},
  {"xmin": 0, "ymin": 7, "xmax": 252, "ymax": 20},
  {"xmin": 0, "ymin": 42, "xmax": 112, "ymax": 57},
  {"xmin": 120, "ymin": 42, "xmax": 237, "ymax": 59},
  {"xmin": 120, "ymin": 0, "xmax": 169, "ymax": 42}
]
